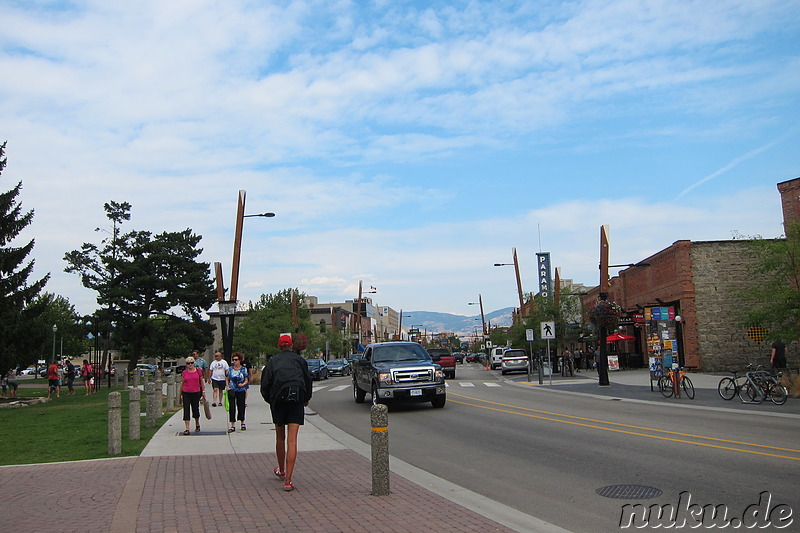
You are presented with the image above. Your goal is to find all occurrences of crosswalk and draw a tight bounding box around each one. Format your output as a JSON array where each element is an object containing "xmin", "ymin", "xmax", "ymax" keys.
[{"xmin": 313, "ymin": 381, "xmax": 506, "ymax": 393}]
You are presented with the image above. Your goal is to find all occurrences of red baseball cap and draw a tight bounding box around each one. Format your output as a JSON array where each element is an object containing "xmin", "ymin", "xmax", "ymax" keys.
[{"xmin": 278, "ymin": 333, "xmax": 293, "ymax": 347}]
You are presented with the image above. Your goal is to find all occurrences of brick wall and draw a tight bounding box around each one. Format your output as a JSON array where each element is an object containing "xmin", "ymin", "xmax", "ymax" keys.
[{"xmin": 777, "ymin": 178, "xmax": 800, "ymax": 229}]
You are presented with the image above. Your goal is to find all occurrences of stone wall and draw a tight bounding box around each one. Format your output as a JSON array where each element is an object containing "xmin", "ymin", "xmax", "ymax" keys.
[{"xmin": 690, "ymin": 240, "xmax": 772, "ymax": 371}]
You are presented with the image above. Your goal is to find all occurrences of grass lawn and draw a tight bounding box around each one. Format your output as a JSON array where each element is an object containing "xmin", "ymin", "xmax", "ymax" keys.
[{"xmin": 0, "ymin": 383, "xmax": 179, "ymax": 466}]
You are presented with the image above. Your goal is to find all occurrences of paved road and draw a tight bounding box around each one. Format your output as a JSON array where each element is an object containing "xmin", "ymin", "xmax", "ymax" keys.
[{"xmin": 311, "ymin": 365, "xmax": 800, "ymax": 532}]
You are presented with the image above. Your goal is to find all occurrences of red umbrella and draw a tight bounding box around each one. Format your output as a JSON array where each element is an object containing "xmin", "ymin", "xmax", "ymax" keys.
[{"xmin": 606, "ymin": 333, "xmax": 635, "ymax": 342}]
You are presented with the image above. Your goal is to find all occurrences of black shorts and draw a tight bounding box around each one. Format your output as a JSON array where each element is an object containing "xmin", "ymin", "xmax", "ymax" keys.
[
  {"xmin": 270, "ymin": 401, "xmax": 305, "ymax": 426},
  {"xmin": 49, "ymin": 379, "xmax": 59, "ymax": 389},
  {"xmin": 211, "ymin": 379, "xmax": 226, "ymax": 390}
]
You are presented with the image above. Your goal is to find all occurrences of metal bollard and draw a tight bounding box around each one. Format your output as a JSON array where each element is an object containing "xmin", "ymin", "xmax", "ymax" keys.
[
  {"xmin": 108, "ymin": 392, "xmax": 122, "ymax": 455},
  {"xmin": 129, "ymin": 387, "xmax": 141, "ymax": 440},
  {"xmin": 145, "ymin": 382, "xmax": 158, "ymax": 428},
  {"xmin": 370, "ymin": 403, "xmax": 390, "ymax": 496}
]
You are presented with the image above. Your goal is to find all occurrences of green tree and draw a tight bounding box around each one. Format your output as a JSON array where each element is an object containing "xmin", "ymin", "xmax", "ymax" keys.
[
  {"xmin": 29, "ymin": 293, "xmax": 86, "ymax": 361},
  {"xmin": 741, "ymin": 222, "xmax": 800, "ymax": 342},
  {"xmin": 64, "ymin": 202, "xmax": 215, "ymax": 370},
  {"xmin": 0, "ymin": 142, "xmax": 49, "ymax": 374},
  {"xmin": 234, "ymin": 289, "xmax": 317, "ymax": 365}
]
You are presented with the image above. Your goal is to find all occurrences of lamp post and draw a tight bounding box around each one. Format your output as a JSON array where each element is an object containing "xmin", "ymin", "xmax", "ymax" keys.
[
  {"xmin": 397, "ymin": 311, "xmax": 411, "ymax": 339},
  {"xmin": 215, "ymin": 190, "xmax": 275, "ymax": 361},
  {"xmin": 354, "ymin": 280, "xmax": 376, "ymax": 348},
  {"xmin": 494, "ymin": 248, "xmax": 525, "ymax": 317},
  {"xmin": 597, "ymin": 224, "xmax": 650, "ymax": 386},
  {"xmin": 51, "ymin": 324, "xmax": 58, "ymax": 365}
]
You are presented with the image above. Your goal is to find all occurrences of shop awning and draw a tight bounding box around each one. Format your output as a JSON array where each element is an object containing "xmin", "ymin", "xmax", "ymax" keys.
[{"xmin": 606, "ymin": 333, "xmax": 635, "ymax": 342}]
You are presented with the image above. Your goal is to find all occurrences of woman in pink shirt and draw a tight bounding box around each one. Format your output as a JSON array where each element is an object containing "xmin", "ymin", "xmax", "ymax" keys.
[{"xmin": 180, "ymin": 356, "xmax": 206, "ymax": 435}]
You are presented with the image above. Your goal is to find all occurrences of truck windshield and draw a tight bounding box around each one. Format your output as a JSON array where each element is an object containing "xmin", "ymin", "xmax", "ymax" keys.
[{"xmin": 372, "ymin": 345, "xmax": 431, "ymax": 363}]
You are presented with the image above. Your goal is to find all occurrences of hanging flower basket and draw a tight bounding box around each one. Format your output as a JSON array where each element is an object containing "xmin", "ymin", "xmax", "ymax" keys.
[{"xmin": 588, "ymin": 299, "xmax": 623, "ymax": 329}]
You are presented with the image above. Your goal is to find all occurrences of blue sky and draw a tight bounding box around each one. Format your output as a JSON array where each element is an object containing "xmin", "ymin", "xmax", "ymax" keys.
[{"xmin": 2, "ymin": 0, "xmax": 799, "ymax": 317}]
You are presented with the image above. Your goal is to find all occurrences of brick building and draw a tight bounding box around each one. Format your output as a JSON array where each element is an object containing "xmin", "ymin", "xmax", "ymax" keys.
[{"xmin": 582, "ymin": 178, "xmax": 799, "ymax": 372}]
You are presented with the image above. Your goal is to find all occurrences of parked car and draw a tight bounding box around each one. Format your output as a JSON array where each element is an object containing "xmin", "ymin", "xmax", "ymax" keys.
[
  {"xmin": 306, "ymin": 358, "xmax": 329, "ymax": 380},
  {"xmin": 20, "ymin": 367, "xmax": 37, "ymax": 376},
  {"xmin": 465, "ymin": 353, "xmax": 481, "ymax": 363},
  {"xmin": 453, "ymin": 352, "xmax": 465, "ymax": 364},
  {"xmin": 327, "ymin": 358, "xmax": 351, "ymax": 376},
  {"xmin": 135, "ymin": 364, "xmax": 157, "ymax": 376},
  {"xmin": 501, "ymin": 349, "xmax": 529, "ymax": 375},
  {"xmin": 427, "ymin": 348, "xmax": 456, "ymax": 379}
]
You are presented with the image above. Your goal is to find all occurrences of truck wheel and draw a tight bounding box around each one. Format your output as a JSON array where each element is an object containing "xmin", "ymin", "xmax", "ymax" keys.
[
  {"xmin": 353, "ymin": 381, "xmax": 366, "ymax": 403},
  {"xmin": 431, "ymin": 396, "xmax": 446, "ymax": 408}
]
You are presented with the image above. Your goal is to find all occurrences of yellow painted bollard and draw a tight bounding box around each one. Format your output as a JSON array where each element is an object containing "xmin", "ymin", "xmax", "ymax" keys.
[{"xmin": 371, "ymin": 403, "xmax": 389, "ymax": 496}]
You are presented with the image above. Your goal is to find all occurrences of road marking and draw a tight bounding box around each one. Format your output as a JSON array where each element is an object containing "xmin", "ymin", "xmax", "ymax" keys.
[
  {"xmin": 312, "ymin": 385, "xmax": 329, "ymax": 392},
  {"xmin": 484, "ymin": 383, "xmax": 501, "ymax": 387},
  {"xmin": 329, "ymin": 385, "xmax": 349, "ymax": 392},
  {"xmin": 448, "ymin": 392, "xmax": 800, "ymax": 462}
]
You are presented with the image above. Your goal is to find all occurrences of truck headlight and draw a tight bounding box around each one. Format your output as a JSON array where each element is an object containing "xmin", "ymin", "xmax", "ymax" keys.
[
  {"xmin": 378, "ymin": 372, "xmax": 392, "ymax": 384},
  {"xmin": 435, "ymin": 369, "xmax": 444, "ymax": 381}
]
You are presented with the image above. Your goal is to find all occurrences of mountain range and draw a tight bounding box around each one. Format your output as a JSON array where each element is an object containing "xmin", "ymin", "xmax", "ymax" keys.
[{"xmin": 402, "ymin": 307, "xmax": 514, "ymax": 338}]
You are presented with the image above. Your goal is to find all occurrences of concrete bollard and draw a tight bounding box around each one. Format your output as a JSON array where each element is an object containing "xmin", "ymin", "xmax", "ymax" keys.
[
  {"xmin": 129, "ymin": 387, "xmax": 141, "ymax": 440},
  {"xmin": 108, "ymin": 392, "xmax": 122, "ymax": 455},
  {"xmin": 133, "ymin": 370, "xmax": 140, "ymax": 388},
  {"xmin": 370, "ymin": 403, "xmax": 390, "ymax": 496},
  {"xmin": 145, "ymin": 381, "xmax": 158, "ymax": 428},
  {"xmin": 166, "ymin": 375, "xmax": 175, "ymax": 411}
]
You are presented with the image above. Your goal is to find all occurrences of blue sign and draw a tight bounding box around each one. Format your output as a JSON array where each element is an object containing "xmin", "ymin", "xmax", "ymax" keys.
[{"xmin": 536, "ymin": 252, "xmax": 552, "ymax": 298}]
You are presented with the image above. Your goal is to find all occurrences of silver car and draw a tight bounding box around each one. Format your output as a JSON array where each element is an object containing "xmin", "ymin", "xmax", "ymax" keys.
[{"xmin": 501, "ymin": 349, "xmax": 529, "ymax": 375}]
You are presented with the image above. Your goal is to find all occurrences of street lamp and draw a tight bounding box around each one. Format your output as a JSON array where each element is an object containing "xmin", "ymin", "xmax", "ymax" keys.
[
  {"xmin": 494, "ymin": 248, "xmax": 525, "ymax": 317},
  {"xmin": 51, "ymin": 324, "xmax": 57, "ymax": 365},
  {"xmin": 215, "ymin": 190, "xmax": 275, "ymax": 361},
  {"xmin": 468, "ymin": 295, "xmax": 487, "ymax": 335},
  {"xmin": 596, "ymin": 225, "xmax": 650, "ymax": 386}
]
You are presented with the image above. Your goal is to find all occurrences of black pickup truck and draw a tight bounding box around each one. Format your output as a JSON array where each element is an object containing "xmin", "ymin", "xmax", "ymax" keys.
[{"xmin": 352, "ymin": 342, "xmax": 446, "ymax": 408}]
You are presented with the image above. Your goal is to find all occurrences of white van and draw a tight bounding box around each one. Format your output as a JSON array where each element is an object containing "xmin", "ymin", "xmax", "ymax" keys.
[{"xmin": 489, "ymin": 347, "xmax": 506, "ymax": 370}]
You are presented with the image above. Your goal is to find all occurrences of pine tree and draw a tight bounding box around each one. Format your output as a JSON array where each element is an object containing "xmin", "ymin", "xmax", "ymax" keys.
[{"xmin": 0, "ymin": 141, "xmax": 50, "ymax": 373}]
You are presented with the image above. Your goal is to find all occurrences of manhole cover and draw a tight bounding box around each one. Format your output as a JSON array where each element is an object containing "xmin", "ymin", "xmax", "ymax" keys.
[{"xmin": 596, "ymin": 485, "xmax": 663, "ymax": 499}]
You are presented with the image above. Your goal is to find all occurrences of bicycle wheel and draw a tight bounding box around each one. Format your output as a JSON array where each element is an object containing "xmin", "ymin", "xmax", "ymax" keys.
[
  {"xmin": 738, "ymin": 382, "xmax": 762, "ymax": 403},
  {"xmin": 717, "ymin": 377, "xmax": 737, "ymax": 400},
  {"xmin": 659, "ymin": 376, "xmax": 674, "ymax": 398},
  {"xmin": 768, "ymin": 382, "xmax": 788, "ymax": 405},
  {"xmin": 682, "ymin": 376, "xmax": 695, "ymax": 399}
]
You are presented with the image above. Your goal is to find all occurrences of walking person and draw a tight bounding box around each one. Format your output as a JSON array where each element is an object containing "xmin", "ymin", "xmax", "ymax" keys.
[
  {"xmin": 81, "ymin": 360, "xmax": 94, "ymax": 395},
  {"xmin": 5, "ymin": 368, "xmax": 19, "ymax": 398},
  {"xmin": 191, "ymin": 350, "xmax": 208, "ymax": 379},
  {"xmin": 771, "ymin": 339, "xmax": 787, "ymax": 370},
  {"xmin": 65, "ymin": 360, "xmax": 76, "ymax": 395},
  {"xmin": 209, "ymin": 351, "xmax": 229, "ymax": 407},
  {"xmin": 180, "ymin": 356, "xmax": 206, "ymax": 435},
  {"xmin": 226, "ymin": 352, "xmax": 249, "ymax": 433},
  {"xmin": 261, "ymin": 334, "xmax": 312, "ymax": 491},
  {"xmin": 47, "ymin": 360, "xmax": 60, "ymax": 399}
]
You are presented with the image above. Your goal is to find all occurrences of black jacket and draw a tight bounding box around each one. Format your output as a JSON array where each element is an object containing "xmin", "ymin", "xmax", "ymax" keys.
[{"xmin": 261, "ymin": 351, "xmax": 313, "ymax": 405}]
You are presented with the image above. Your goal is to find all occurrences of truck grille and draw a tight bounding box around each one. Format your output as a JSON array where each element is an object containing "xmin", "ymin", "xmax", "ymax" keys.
[{"xmin": 392, "ymin": 367, "xmax": 434, "ymax": 383}]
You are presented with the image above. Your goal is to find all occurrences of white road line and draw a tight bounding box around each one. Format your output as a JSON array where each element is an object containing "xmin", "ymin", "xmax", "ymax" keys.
[
  {"xmin": 459, "ymin": 382, "xmax": 475, "ymax": 387},
  {"xmin": 329, "ymin": 385, "xmax": 349, "ymax": 392},
  {"xmin": 312, "ymin": 385, "xmax": 329, "ymax": 392},
  {"xmin": 484, "ymin": 382, "xmax": 501, "ymax": 387}
]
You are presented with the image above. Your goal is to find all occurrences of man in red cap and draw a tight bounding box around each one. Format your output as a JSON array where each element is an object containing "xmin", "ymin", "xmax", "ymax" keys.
[{"xmin": 261, "ymin": 333, "xmax": 312, "ymax": 491}]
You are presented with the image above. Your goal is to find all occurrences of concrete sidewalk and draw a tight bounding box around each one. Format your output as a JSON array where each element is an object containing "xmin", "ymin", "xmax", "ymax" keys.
[{"xmin": 0, "ymin": 383, "xmax": 563, "ymax": 533}]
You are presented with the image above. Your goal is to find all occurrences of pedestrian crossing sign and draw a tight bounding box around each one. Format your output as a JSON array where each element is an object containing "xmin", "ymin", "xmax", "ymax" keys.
[{"xmin": 541, "ymin": 321, "xmax": 555, "ymax": 340}]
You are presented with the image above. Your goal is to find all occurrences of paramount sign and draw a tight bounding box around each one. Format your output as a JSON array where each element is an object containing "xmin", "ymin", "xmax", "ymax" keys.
[{"xmin": 537, "ymin": 252, "xmax": 552, "ymax": 299}]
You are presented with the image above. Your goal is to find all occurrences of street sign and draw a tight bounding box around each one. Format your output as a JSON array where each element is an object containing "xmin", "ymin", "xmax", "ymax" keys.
[
  {"xmin": 526, "ymin": 329, "xmax": 535, "ymax": 342},
  {"xmin": 540, "ymin": 321, "xmax": 555, "ymax": 340}
]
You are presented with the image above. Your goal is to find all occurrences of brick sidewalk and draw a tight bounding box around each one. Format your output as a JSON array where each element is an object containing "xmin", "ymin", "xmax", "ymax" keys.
[{"xmin": 0, "ymin": 450, "xmax": 516, "ymax": 533}]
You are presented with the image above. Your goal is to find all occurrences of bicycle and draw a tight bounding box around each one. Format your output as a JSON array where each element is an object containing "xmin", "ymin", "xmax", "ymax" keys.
[
  {"xmin": 717, "ymin": 368, "xmax": 749, "ymax": 400},
  {"xmin": 659, "ymin": 366, "xmax": 695, "ymax": 399},
  {"xmin": 738, "ymin": 366, "xmax": 788, "ymax": 405}
]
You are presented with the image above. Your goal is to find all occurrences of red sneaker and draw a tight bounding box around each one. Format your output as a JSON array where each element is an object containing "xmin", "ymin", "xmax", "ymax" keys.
[
  {"xmin": 273, "ymin": 467, "xmax": 285, "ymax": 479},
  {"xmin": 283, "ymin": 480, "xmax": 295, "ymax": 491}
]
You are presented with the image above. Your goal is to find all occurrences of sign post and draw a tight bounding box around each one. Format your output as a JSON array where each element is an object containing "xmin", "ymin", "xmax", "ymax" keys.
[
  {"xmin": 540, "ymin": 322, "xmax": 555, "ymax": 385},
  {"xmin": 525, "ymin": 329, "xmax": 535, "ymax": 383}
]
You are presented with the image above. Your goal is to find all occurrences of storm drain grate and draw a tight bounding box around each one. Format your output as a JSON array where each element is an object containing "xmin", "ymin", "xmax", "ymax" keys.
[{"xmin": 596, "ymin": 485, "xmax": 663, "ymax": 500}]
